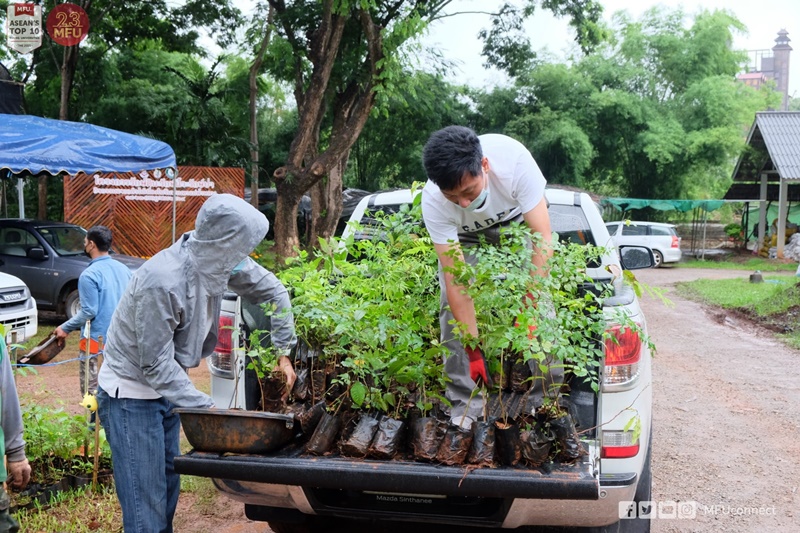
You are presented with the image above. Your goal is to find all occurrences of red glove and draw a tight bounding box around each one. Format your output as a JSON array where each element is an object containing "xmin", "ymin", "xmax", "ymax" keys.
[{"xmin": 466, "ymin": 346, "xmax": 493, "ymax": 387}]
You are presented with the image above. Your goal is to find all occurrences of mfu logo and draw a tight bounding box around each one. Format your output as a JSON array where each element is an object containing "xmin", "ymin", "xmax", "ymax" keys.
[
  {"xmin": 15, "ymin": 4, "xmax": 35, "ymax": 16},
  {"xmin": 1, "ymin": 292, "xmax": 23, "ymax": 302}
]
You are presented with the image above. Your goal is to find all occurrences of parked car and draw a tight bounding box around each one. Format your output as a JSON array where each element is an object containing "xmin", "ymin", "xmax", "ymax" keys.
[
  {"xmin": 0, "ymin": 271, "xmax": 37, "ymax": 344},
  {"xmin": 0, "ymin": 220, "xmax": 145, "ymax": 319},
  {"xmin": 605, "ymin": 220, "xmax": 682, "ymax": 267},
  {"xmin": 339, "ymin": 188, "xmax": 418, "ymax": 243}
]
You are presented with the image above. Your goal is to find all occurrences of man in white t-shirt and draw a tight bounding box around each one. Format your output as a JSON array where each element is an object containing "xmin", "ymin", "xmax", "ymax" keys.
[{"xmin": 421, "ymin": 125, "xmax": 554, "ymax": 428}]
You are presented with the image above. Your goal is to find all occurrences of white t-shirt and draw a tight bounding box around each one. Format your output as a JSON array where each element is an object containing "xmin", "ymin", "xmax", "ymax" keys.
[{"xmin": 421, "ymin": 133, "xmax": 547, "ymax": 245}]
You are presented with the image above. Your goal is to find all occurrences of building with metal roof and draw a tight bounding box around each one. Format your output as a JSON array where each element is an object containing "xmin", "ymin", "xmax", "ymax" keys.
[{"xmin": 727, "ymin": 111, "xmax": 800, "ymax": 257}]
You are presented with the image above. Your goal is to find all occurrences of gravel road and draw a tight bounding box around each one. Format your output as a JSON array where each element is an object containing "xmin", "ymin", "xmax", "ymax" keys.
[{"xmin": 635, "ymin": 267, "xmax": 800, "ymax": 533}]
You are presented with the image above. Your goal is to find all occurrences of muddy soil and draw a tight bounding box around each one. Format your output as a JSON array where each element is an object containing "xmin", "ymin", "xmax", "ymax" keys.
[{"xmin": 14, "ymin": 267, "xmax": 800, "ymax": 532}]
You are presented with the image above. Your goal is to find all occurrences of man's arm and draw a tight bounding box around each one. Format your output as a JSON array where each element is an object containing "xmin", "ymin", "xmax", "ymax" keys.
[
  {"xmin": 522, "ymin": 197, "xmax": 553, "ymax": 277},
  {"xmin": 56, "ymin": 273, "xmax": 99, "ymax": 338},
  {"xmin": 228, "ymin": 258, "xmax": 297, "ymax": 394},
  {"xmin": 132, "ymin": 288, "xmax": 214, "ymax": 408},
  {"xmin": 434, "ymin": 243, "xmax": 479, "ymax": 339}
]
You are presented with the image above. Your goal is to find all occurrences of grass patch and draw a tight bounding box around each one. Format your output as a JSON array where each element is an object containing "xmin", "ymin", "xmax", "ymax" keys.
[
  {"xmin": 675, "ymin": 277, "xmax": 791, "ymax": 309},
  {"xmin": 679, "ymin": 256, "xmax": 797, "ymax": 272},
  {"xmin": 676, "ymin": 276, "xmax": 800, "ymax": 348},
  {"xmin": 180, "ymin": 476, "xmax": 219, "ymax": 513},
  {"xmin": 14, "ymin": 485, "xmax": 121, "ymax": 533}
]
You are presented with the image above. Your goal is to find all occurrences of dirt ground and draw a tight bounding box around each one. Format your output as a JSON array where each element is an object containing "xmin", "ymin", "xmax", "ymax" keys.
[
  {"xmin": 13, "ymin": 266, "xmax": 800, "ymax": 532},
  {"xmin": 636, "ymin": 266, "xmax": 800, "ymax": 533}
]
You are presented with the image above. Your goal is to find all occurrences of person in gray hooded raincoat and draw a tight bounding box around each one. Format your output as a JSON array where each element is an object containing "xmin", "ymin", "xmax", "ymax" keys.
[{"xmin": 96, "ymin": 193, "xmax": 297, "ymax": 533}]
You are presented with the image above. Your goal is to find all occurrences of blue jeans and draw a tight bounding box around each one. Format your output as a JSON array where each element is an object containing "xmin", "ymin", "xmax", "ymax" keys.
[{"xmin": 97, "ymin": 387, "xmax": 181, "ymax": 533}]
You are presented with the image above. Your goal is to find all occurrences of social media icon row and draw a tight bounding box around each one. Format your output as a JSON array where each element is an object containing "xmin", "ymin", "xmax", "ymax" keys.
[{"xmin": 619, "ymin": 500, "xmax": 697, "ymax": 520}]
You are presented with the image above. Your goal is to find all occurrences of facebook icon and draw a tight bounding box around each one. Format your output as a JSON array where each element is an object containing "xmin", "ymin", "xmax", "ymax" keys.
[{"xmin": 619, "ymin": 501, "xmax": 637, "ymax": 519}]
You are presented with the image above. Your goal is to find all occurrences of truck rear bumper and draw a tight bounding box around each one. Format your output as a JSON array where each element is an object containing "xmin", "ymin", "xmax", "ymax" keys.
[
  {"xmin": 175, "ymin": 451, "xmax": 635, "ymax": 527},
  {"xmin": 176, "ymin": 451, "xmax": 599, "ymax": 500}
]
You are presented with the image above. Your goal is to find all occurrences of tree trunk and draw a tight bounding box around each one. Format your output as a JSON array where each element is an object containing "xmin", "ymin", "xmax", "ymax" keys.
[
  {"xmin": 273, "ymin": 178, "xmax": 304, "ymax": 258},
  {"xmin": 249, "ymin": 8, "xmax": 274, "ymax": 208},
  {"xmin": 267, "ymin": 2, "xmax": 383, "ymax": 260},
  {"xmin": 44, "ymin": 43, "xmax": 80, "ymax": 219},
  {"xmin": 309, "ymin": 152, "xmax": 348, "ymax": 244}
]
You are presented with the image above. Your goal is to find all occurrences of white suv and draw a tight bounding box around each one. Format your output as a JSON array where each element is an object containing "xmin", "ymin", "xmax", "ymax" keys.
[
  {"xmin": 605, "ymin": 220, "xmax": 682, "ymax": 267},
  {"xmin": 0, "ymin": 271, "xmax": 38, "ymax": 345}
]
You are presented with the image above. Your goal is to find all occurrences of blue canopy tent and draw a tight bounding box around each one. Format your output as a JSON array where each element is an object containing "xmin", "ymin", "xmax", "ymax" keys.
[
  {"xmin": 0, "ymin": 114, "xmax": 176, "ymax": 176},
  {"xmin": 0, "ymin": 113, "xmax": 178, "ymax": 236}
]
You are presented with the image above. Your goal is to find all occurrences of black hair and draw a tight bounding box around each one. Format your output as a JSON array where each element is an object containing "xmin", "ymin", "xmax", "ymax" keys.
[
  {"xmin": 422, "ymin": 125, "xmax": 483, "ymax": 191},
  {"xmin": 87, "ymin": 225, "xmax": 112, "ymax": 252}
]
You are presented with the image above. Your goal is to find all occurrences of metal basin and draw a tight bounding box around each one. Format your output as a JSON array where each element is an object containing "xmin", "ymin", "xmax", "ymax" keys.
[
  {"xmin": 17, "ymin": 333, "xmax": 64, "ymax": 365},
  {"xmin": 174, "ymin": 408, "xmax": 296, "ymax": 454}
]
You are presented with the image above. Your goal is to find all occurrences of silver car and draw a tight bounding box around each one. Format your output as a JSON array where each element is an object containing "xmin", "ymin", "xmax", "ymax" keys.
[{"xmin": 605, "ymin": 220, "xmax": 682, "ymax": 267}]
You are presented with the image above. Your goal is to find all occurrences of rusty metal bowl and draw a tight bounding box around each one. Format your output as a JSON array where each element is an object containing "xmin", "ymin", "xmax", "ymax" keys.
[
  {"xmin": 17, "ymin": 332, "xmax": 64, "ymax": 365},
  {"xmin": 174, "ymin": 408, "xmax": 296, "ymax": 454}
]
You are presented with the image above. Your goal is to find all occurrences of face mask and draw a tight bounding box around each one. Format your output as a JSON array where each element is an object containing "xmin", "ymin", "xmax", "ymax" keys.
[
  {"xmin": 231, "ymin": 258, "xmax": 249, "ymax": 275},
  {"xmin": 462, "ymin": 184, "xmax": 489, "ymax": 212}
]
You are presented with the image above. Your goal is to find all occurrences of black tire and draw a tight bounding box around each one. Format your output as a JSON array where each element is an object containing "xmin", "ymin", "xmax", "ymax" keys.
[
  {"xmin": 652, "ymin": 250, "xmax": 663, "ymax": 268},
  {"xmin": 65, "ymin": 289, "xmax": 81, "ymax": 320}
]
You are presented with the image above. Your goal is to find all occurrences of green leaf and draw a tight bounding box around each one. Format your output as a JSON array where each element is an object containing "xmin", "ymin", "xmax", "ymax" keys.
[{"xmin": 350, "ymin": 381, "xmax": 367, "ymax": 408}]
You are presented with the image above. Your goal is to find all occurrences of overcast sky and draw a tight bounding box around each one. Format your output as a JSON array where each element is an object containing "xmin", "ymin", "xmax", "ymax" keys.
[{"xmin": 422, "ymin": 0, "xmax": 799, "ymax": 98}]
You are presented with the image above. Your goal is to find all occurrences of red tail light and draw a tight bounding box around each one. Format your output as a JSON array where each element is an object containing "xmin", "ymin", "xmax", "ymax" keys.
[
  {"xmin": 604, "ymin": 325, "xmax": 642, "ymax": 387},
  {"xmin": 209, "ymin": 314, "xmax": 235, "ymax": 377},
  {"xmin": 216, "ymin": 315, "xmax": 233, "ymax": 355},
  {"xmin": 601, "ymin": 430, "xmax": 640, "ymax": 458},
  {"xmin": 671, "ymin": 235, "xmax": 680, "ymax": 248},
  {"xmin": 605, "ymin": 326, "xmax": 641, "ymax": 365}
]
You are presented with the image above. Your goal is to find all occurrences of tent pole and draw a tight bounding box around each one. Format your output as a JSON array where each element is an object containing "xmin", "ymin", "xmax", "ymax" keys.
[
  {"xmin": 777, "ymin": 178, "xmax": 788, "ymax": 259},
  {"xmin": 701, "ymin": 208, "xmax": 707, "ymax": 261},
  {"xmin": 758, "ymin": 173, "xmax": 768, "ymax": 253},
  {"xmin": 17, "ymin": 177, "xmax": 24, "ymax": 219}
]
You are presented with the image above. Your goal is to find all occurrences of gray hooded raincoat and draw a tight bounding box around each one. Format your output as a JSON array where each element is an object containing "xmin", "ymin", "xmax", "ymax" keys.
[{"xmin": 101, "ymin": 194, "xmax": 296, "ymax": 408}]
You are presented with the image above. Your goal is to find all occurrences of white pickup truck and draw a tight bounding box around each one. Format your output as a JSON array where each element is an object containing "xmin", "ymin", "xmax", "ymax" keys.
[{"xmin": 175, "ymin": 187, "xmax": 655, "ymax": 533}]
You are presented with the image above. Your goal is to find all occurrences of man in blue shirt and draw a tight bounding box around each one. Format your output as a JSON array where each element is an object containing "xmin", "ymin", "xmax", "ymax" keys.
[{"xmin": 55, "ymin": 226, "xmax": 132, "ymax": 396}]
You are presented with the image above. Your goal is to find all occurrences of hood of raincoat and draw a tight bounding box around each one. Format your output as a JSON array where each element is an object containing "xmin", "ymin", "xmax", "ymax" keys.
[{"xmin": 187, "ymin": 194, "xmax": 269, "ymax": 294}]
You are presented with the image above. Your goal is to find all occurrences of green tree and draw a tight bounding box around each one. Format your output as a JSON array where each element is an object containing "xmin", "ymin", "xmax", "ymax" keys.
[
  {"xmin": 474, "ymin": 7, "xmax": 780, "ymax": 201},
  {"xmin": 0, "ymin": 0, "xmax": 243, "ymax": 217},
  {"xmin": 256, "ymin": 0, "xmax": 605, "ymax": 258},
  {"xmin": 347, "ymin": 72, "xmax": 470, "ymax": 191}
]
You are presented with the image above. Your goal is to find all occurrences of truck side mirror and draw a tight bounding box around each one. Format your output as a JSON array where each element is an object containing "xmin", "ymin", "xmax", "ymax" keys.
[
  {"xmin": 27, "ymin": 247, "xmax": 48, "ymax": 261},
  {"xmin": 618, "ymin": 245, "xmax": 655, "ymax": 270}
]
